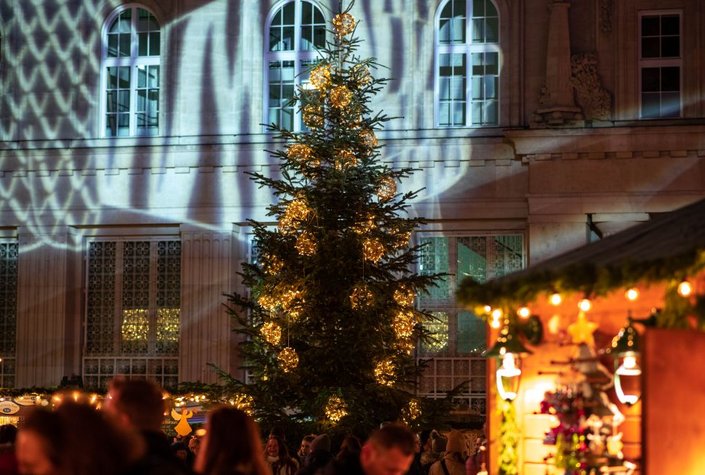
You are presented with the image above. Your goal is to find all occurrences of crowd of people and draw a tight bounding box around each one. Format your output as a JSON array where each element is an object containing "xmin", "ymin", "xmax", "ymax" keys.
[{"xmin": 0, "ymin": 378, "xmax": 486, "ymax": 475}]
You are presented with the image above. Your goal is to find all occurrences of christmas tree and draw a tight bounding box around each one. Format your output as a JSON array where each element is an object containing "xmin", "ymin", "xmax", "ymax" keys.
[{"xmin": 224, "ymin": 2, "xmax": 441, "ymax": 436}]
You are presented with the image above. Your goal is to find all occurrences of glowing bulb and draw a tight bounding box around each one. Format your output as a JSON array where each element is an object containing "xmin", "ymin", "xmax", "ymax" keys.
[
  {"xmin": 517, "ymin": 307, "xmax": 531, "ymax": 319},
  {"xmin": 549, "ymin": 293, "xmax": 562, "ymax": 306},
  {"xmin": 678, "ymin": 280, "xmax": 693, "ymax": 297},
  {"xmin": 578, "ymin": 298, "xmax": 592, "ymax": 312},
  {"xmin": 483, "ymin": 305, "xmax": 492, "ymax": 314},
  {"xmin": 625, "ymin": 288, "xmax": 639, "ymax": 301},
  {"xmin": 615, "ymin": 351, "xmax": 641, "ymax": 406},
  {"xmin": 491, "ymin": 308, "xmax": 503, "ymax": 320},
  {"xmin": 490, "ymin": 316, "xmax": 501, "ymax": 329}
]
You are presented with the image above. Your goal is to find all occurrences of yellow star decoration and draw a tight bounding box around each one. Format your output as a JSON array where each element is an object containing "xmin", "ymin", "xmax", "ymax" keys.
[{"xmin": 567, "ymin": 311, "xmax": 598, "ymax": 347}]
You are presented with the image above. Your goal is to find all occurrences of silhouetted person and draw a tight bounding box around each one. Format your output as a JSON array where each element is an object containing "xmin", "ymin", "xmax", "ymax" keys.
[
  {"xmin": 194, "ymin": 406, "xmax": 270, "ymax": 475},
  {"xmin": 105, "ymin": 377, "xmax": 192, "ymax": 475}
]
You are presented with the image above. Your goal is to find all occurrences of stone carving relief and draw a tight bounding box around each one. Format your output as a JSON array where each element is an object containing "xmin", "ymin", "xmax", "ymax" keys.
[{"xmin": 570, "ymin": 52, "xmax": 612, "ymax": 121}]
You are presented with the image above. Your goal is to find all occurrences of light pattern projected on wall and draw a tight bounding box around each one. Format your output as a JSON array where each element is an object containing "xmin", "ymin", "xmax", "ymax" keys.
[{"xmin": 0, "ymin": 241, "xmax": 18, "ymax": 388}]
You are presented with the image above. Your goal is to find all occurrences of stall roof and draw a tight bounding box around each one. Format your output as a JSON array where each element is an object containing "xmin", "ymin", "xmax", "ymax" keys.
[{"xmin": 457, "ymin": 197, "xmax": 705, "ymax": 305}]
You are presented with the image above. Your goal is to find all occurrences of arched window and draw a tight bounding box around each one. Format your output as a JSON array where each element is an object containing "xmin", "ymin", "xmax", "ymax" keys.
[
  {"xmin": 435, "ymin": 0, "xmax": 499, "ymax": 127},
  {"xmin": 101, "ymin": 5, "xmax": 160, "ymax": 137},
  {"xmin": 265, "ymin": 0, "xmax": 326, "ymax": 131}
]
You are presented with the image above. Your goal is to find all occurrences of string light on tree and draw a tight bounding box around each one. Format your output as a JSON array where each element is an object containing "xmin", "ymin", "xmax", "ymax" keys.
[
  {"xmin": 490, "ymin": 308, "xmax": 503, "ymax": 329},
  {"xmin": 353, "ymin": 214, "xmax": 376, "ymax": 234},
  {"xmin": 374, "ymin": 359, "xmax": 396, "ymax": 386},
  {"xmin": 229, "ymin": 393, "xmax": 255, "ymax": 415},
  {"xmin": 279, "ymin": 198, "xmax": 313, "ymax": 235},
  {"xmin": 393, "ymin": 309, "xmax": 416, "ymax": 339},
  {"xmin": 625, "ymin": 288, "xmax": 639, "ymax": 301},
  {"xmin": 262, "ymin": 254, "xmax": 284, "ymax": 276},
  {"xmin": 517, "ymin": 306, "xmax": 531, "ymax": 319},
  {"xmin": 402, "ymin": 399, "xmax": 422, "ymax": 423},
  {"xmin": 352, "ymin": 64, "xmax": 373, "ymax": 87},
  {"xmin": 325, "ymin": 395, "xmax": 348, "ymax": 422},
  {"xmin": 258, "ymin": 293, "xmax": 278, "ymax": 312},
  {"xmin": 393, "ymin": 230, "xmax": 411, "ymax": 249},
  {"xmin": 578, "ymin": 298, "xmax": 592, "ymax": 312},
  {"xmin": 277, "ymin": 347, "xmax": 299, "ymax": 373}
]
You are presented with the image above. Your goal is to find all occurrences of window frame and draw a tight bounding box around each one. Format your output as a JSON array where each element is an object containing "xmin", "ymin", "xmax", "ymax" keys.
[
  {"xmin": 263, "ymin": 0, "xmax": 326, "ymax": 132},
  {"xmin": 638, "ymin": 10, "xmax": 682, "ymax": 119},
  {"xmin": 434, "ymin": 0, "xmax": 501, "ymax": 128},
  {"xmin": 415, "ymin": 230, "xmax": 526, "ymax": 356},
  {"xmin": 100, "ymin": 4, "xmax": 162, "ymax": 138}
]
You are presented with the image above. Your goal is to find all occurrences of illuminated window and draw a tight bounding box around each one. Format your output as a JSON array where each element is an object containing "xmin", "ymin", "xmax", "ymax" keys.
[
  {"xmin": 101, "ymin": 6, "xmax": 161, "ymax": 137},
  {"xmin": 639, "ymin": 12, "xmax": 681, "ymax": 119},
  {"xmin": 84, "ymin": 239, "xmax": 180, "ymax": 389},
  {"xmin": 418, "ymin": 234, "xmax": 524, "ymax": 355},
  {"xmin": 435, "ymin": 0, "xmax": 500, "ymax": 127},
  {"xmin": 265, "ymin": 0, "xmax": 326, "ymax": 131},
  {"xmin": 0, "ymin": 240, "xmax": 18, "ymax": 388}
]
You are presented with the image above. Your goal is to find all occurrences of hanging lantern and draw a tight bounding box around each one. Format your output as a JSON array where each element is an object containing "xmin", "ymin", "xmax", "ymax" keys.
[
  {"xmin": 608, "ymin": 319, "xmax": 642, "ymax": 406},
  {"xmin": 483, "ymin": 324, "xmax": 531, "ymax": 401},
  {"xmin": 325, "ymin": 395, "xmax": 348, "ymax": 422},
  {"xmin": 277, "ymin": 347, "xmax": 299, "ymax": 373},
  {"xmin": 260, "ymin": 321, "xmax": 282, "ymax": 346}
]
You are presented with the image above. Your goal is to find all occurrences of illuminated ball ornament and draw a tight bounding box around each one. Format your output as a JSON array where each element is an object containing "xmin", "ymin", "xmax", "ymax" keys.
[
  {"xmin": 402, "ymin": 399, "xmax": 422, "ymax": 422},
  {"xmin": 350, "ymin": 284, "xmax": 374, "ymax": 309},
  {"xmin": 309, "ymin": 64, "xmax": 332, "ymax": 91},
  {"xmin": 394, "ymin": 285, "xmax": 415, "ymax": 307},
  {"xmin": 325, "ymin": 395, "xmax": 348, "ymax": 423},
  {"xmin": 374, "ymin": 359, "xmax": 395, "ymax": 386},
  {"xmin": 279, "ymin": 198, "xmax": 313, "ymax": 234},
  {"xmin": 362, "ymin": 238, "xmax": 385, "ymax": 263},
  {"xmin": 229, "ymin": 393, "xmax": 255, "ymax": 415},
  {"xmin": 376, "ymin": 176, "xmax": 397, "ymax": 202},
  {"xmin": 336, "ymin": 149, "xmax": 358, "ymax": 169},
  {"xmin": 278, "ymin": 285, "xmax": 303, "ymax": 310},
  {"xmin": 260, "ymin": 321, "xmax": 282, "ymax": 346},
  {"xmin": 360, "ymin": 129, "xmax": 378, "ymax": 150},
  {"xmin": 303, "ymin": 104, "xmax": 323, "ymax": 128},
  {"xmin": 352, "ymin": 214, "xmax": 376, "ymax": 235},
  {"xmin": 277, "ymin": 347, "xmax": 299, "ymax": 373},
  {"xmin": 295, "ymin": 231, "xmax": 318, "ymax": 256},
  {"xmin": 352, "ymin": 64, "xmax": 373, "ymax": 86},
  {"xmin": 287, "ymin": 143, "xmax": 315, "ymax": 163},
  {"xmin": 332, "ymin": 12, "xmax": 356, "ymax": 37},
  {"xmin": 330, "ymin": 85, "xmax": 352, "ymax": 109},
  {"xmin": 393, "ymin": 310, "xmax": 416, "ymax": 339},
  {"xmin": 262, "ymin": 254, "xmax": 284, "ymax": 276},
  {"xmin": 393, "ymin": 230, "xmax": 411, "ymax": 249},
  {"xmin": 257, "ymin": 293, "xmax": 278, "ymax": 312}
]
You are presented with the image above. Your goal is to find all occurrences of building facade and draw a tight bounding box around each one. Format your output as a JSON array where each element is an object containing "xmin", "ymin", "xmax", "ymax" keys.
[{"xmin": 1, "ymin": 0, "xmax": 704, "ymax": 424}]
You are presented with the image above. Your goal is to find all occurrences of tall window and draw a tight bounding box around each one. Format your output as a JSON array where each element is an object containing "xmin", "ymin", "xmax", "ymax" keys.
[
  {"xmin": 435, "ymin": 0, "xmax": 500, "ymax": 127},
  {"xmin": 639, "ymin": 12, "xmax": 681, "ymax": 119},
  {"xmin": 0, "ymin": 241, "xmax": 18, "ymax": 388},
  {"xmin": 418, "ymin": 234, "xmax": 524, "ymax": 355},
  {"xmin": 102, "ymin": 5, "xmax": 161, "ymax": 137},
  {"xmin": 84, "ymin": 239, "xmax": 180, "ymax": 389},
  {"xmin": 265, "ymin": 0, "xmax": 326, "ymax": 131}
]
